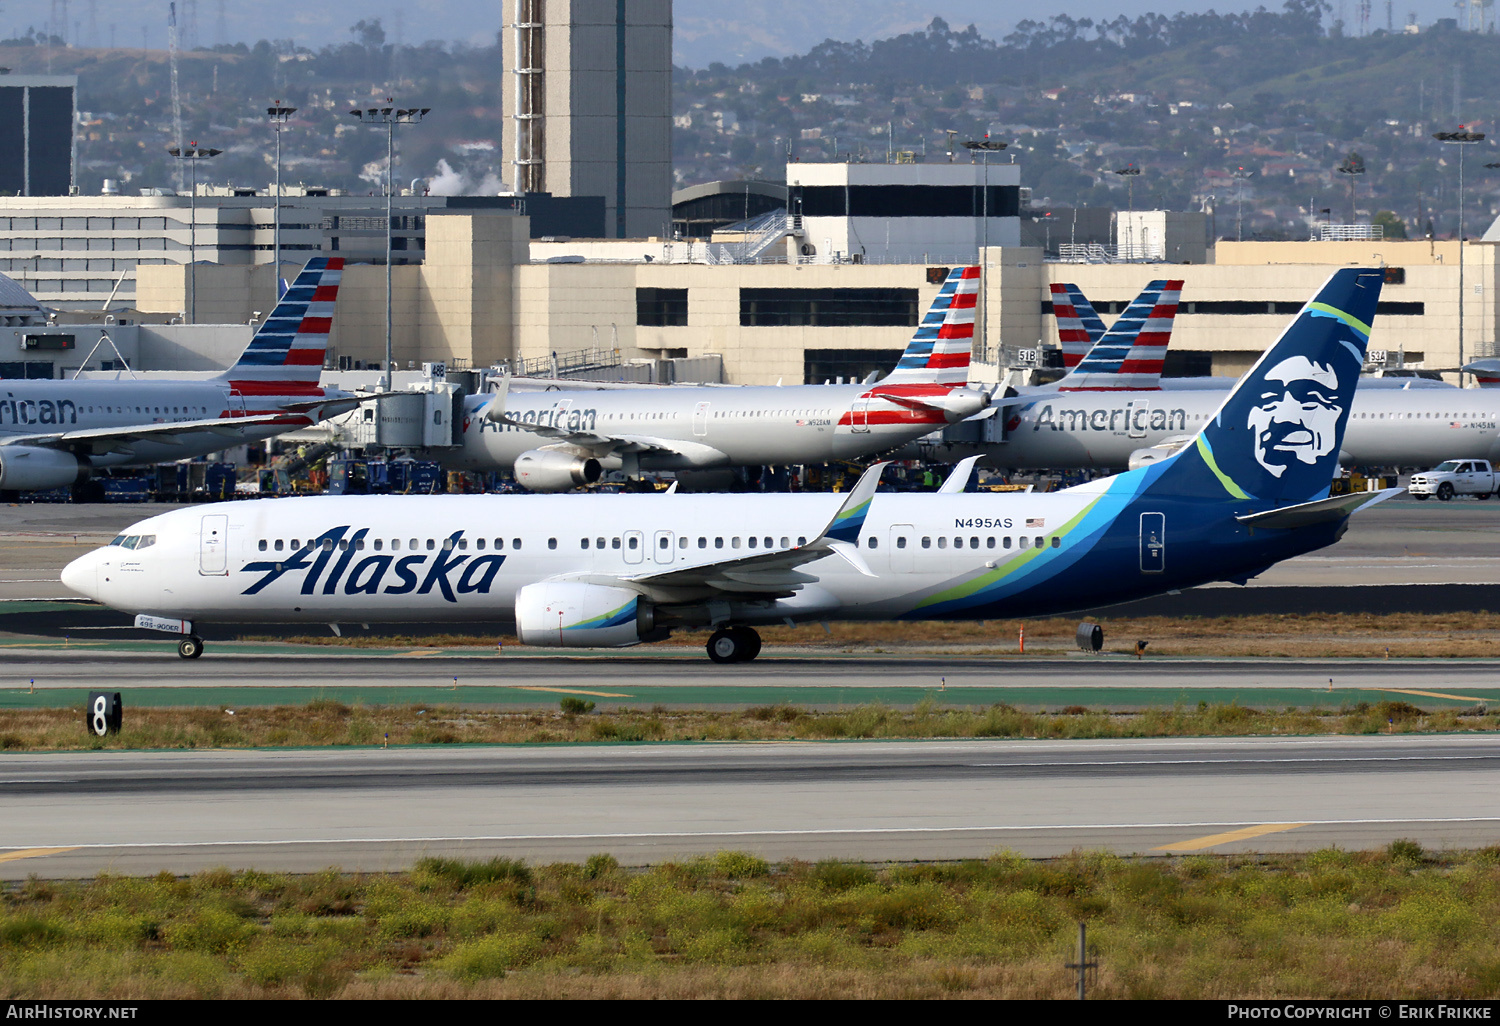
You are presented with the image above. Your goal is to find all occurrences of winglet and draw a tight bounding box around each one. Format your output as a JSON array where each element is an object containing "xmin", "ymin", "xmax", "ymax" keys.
[
  {"xmin": 937, "ymin": 455, "xmax": 984, "ymax": 494},
  {"xmin": 483, "ymin": 374, "xmax": 512, "ymax": 422},
  {"xmin": 819, "ymin": 462, "xmax": 888, "ymax": 545}
]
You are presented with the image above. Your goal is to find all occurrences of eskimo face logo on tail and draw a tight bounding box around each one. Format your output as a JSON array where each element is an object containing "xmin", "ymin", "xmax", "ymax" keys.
[
  {"xmin": 1247, "ymin": 356, "xmax": 1343, "ymax": 478},
  {"xmin": 240, "ymin": 526, "xmax": 506, "ymax": 603}
]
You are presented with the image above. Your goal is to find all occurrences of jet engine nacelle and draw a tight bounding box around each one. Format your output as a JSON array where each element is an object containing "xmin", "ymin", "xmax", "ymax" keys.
[
  {"xmin": 937, "ymin": 387, "xmax": 992, "ymax": 421},
  {"xmin": 515, "ymin": 582, "xmax": 654, "ymax": 647},
  {"xmin": 0, "ymin": 446, "xmax": 86, "ymax": 491},
  {"xmin": 1127, "ymin": 435, "xmax": 1195, "ymax": 471},
  {"xmin": 513, "ymin": 449, "xmax": 603, "ymax": 492}
]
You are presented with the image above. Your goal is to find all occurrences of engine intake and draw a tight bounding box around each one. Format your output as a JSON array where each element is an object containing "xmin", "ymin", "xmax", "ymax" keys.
[
  {"xmin": 515, "ymin": 582, "xmax": 654, "ymax": 648},
  {"xmin": 0, "ymin": 446, "xmax": 86, "ymax": 491},
  {"xmin": 514, "ymin": 449, "xmax": 603, "ymax": 492}
]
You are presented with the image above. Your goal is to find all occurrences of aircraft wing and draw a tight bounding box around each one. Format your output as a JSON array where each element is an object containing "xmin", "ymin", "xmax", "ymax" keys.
[
  {"xmin": 2, "ymin": 413, "xmax": 306, "ymax": 456},
  {"xmin": 616, "ymin": 462, "xmax": 888, "ymax": 595},
  {"xmin": 1235, "ymin": 488, "xmax": 1403, "ymax": 530},
  {"xmin": 277, "ymin": 391, "xmax": 394, "ymax": 415}
]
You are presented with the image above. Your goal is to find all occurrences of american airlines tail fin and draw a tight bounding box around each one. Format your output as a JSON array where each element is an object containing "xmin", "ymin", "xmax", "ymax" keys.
[
  {"xmin": 1049, "ymin": 283, "xmax": 1108, "ymax": 369},
  {"xmin": 879, "ymin": 265, "xmax": 979, "ymax": 386},
  {"xmin": 1146, "ymin": 268, "xmax": 1382, "ymax": 505},
  {"xmin": 221, "ymin": 257, "xmax": 344, "ymax": 395},
  {"xmin": 1055, "ymin": 280, "xmax": 1182, "ymax": 392}
]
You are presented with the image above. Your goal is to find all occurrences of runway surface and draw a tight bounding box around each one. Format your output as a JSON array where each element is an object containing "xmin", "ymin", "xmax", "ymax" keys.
[
  {"xmin": 4, "ymin": 650, "xmax": 1500, "ymax": 710},
  {"xmin": 3, "ymin": 735, "xmax": 1497, "ymax": 878}
]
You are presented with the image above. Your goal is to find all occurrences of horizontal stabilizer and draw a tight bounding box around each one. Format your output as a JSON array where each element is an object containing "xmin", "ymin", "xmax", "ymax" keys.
[{"xmin": 1235, "ymin": 488, "xmax": 1403, "ymax": 529}]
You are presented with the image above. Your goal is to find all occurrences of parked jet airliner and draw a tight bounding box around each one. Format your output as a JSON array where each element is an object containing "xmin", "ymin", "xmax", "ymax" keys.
[
  {"xmin": 64, "ymin": 268, "xmax": 1395, "ymax": 662},
  {"xmin": 0, "ymin": 258, "xmax": 358, "ymax": 494},
  {"xmin": 440, "ymin": 271, "xmax": 1186, "ymax": 491}
]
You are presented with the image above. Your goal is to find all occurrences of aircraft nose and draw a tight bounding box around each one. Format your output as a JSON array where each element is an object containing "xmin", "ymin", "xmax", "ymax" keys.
[{"xmin": 60, "ymin": 550, "xmax": 99, "ymax": 600}]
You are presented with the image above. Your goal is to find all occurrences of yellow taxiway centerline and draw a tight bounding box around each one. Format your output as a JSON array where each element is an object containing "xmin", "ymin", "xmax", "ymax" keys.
[
  {"xmin": 1152, "ymin": 823, "xmax": 1307, "ymax": 852},
  {"xmin": 1381, "ymin": 688, "xmax": 1490, "ymax": 703},
  {"xmin": 392, "ymin": 649, "xmax": 445, "ymax": 657},
  {"xmin": 514, "ymin": 686, "xmax": 634, "ymax": 698},
  {"xmin": 0, "ymin": 847, "xmax": 79, "ymax": 864}
]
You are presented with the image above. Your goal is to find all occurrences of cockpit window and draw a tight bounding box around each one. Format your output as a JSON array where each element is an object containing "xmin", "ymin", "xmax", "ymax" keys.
[
  {"xmin": 120, "ymin": 535, "xmax": 140, "ymax": 549},
  {"xmin": 136, "ymin": 535, "xmax": 156, "ymax": 549},
  {"xmin": 109, "ymin": 535, "xmax": 125, "ymax": 546}
]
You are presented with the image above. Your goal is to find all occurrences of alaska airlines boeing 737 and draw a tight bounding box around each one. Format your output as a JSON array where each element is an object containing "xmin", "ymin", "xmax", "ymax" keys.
[
  {"xmin": 0, "ymin": 258, "xmax": 358, "ymax": 494},
  {"xmin": 64, "ymin": 268, "xmax": 1396, "ymax": 662}
]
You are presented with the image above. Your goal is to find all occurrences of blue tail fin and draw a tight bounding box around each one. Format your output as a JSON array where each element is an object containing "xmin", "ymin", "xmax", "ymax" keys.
[{"xmin": 1150, "ymin": 268, "xmax": 1383, "ymax": 504}]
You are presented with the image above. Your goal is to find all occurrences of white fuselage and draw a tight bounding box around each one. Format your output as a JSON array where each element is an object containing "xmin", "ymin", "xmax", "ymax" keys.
[
  {"xmin": 0, "ymin": 379, "xmax": 318, "ymax": 467},
  {"xmin": 65, "ymin": 491, "xmax": 1099, "ymax": 625},
  {"xmin": 987, "ymin": 387, "xmax": 1500, "ymax": 469},
  {"xmin": 443, "ymin": 382, "xmax": 967, "ymax": 472}
]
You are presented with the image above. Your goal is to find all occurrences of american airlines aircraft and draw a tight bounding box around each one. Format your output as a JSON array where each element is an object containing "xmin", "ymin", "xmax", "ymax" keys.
[
  {"xmin": 440, "ymin": 272, "xmax": 1184, "ymax": 492},
  {"xmin": 0, "ymin": 258, "xmax": 358, "ymax": 495},
  {"xmin": 436, "ymin": 265, "xmax": 990, "ymax": 491},
  {"xmin": 63, "ymin": 268, "xmax": 1395, "ymax": 662}
]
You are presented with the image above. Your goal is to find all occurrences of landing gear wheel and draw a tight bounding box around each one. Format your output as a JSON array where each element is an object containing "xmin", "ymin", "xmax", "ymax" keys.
[
  {"xmin": 177, "ymin": 635, "xmax": 204, "ymax": 660},
  {"xmin": 730, "ymin": 625, "xmax": 762, "ymax": 662},
  {"xmin": 1438, "ymin": 482, "xmax": 1455, "ymax": 501},
  {"xmin": 706, "ymin": 629, "xmax": 742, "ymax": 664}
]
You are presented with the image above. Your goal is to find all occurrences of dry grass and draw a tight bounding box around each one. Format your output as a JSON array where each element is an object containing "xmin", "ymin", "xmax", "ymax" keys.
[
  {"xmin": 245, "ymin": 611, "xmax": 1500, "ymax": 659},
  {"xmin": 1, "ymin": 698, "xmax": 1494, "ymax": 752},
  {"xmin": 6, "ymin": 846, "xmax": 1500, "ymax": 999}
]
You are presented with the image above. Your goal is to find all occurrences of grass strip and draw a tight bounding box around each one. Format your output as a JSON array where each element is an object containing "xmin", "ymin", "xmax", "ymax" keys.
[
  {"xmin": 4, "ymin": 843, "xmax": 1500, "ymax": 998},
  {"xmin": 0, "ymin": 697, "xmax": 1494, "ymax": 751}
]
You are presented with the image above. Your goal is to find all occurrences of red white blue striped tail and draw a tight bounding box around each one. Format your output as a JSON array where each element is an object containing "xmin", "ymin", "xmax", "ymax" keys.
[
  {"xmin": 1056, "ymin": 279, "xmax": 1182, "ymax": 392},
  {"xmin": 881, "ymin": 265, "xmax": 978, "ymax": 386},
  {"xmin": 221, "ymin": 257, "xmax": 343, "ymax": 395},
  {"xmin": 1050, "ymin": 283, "xmax": 1107, "ymax": 369}
]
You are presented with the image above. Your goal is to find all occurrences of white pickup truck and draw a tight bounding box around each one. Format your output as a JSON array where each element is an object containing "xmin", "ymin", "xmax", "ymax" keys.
[{"xmin": 1408, "ymin": 459, "xmax": 1499, "ymax": 501}]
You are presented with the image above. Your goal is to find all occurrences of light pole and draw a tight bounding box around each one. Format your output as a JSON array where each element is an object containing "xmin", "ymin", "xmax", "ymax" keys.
[
  {"xmin": 1231, "ymin": 167, "xmax": 1255, "ymax": 243},
  {"xmin": 1113, "ymin": 165, "xmax": 1140, "ymax": 259},
  {"xmin": 166, "ymin": 142, "xmax": 221, "ymax": 324},
  {"xmin": 1336, "ymin": 152, "xmax": 1366, "ymax": 225},
  {"xmin": 1434, "ymin": 127, "xmax": 1485, "ymax": 386},
  {"xmin": 348, "ymin": 102, "xmax": 431, "ymax": 392},
  {"xmin": 267, "ymin": 103, "xmax": 297, "ymax": 303},
  {"xmin": 963, "ymin": 138, "xmax": 1007, "ymax": 366}
]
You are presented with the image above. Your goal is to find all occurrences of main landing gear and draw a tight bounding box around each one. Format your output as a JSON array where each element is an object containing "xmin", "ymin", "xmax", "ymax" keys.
[
  {"xmin": 177, "ymin": 635, "xmax": 204, "ymax": 659},
  {"xmin": 706, "ymin": 626, "xmax": 761, "ymax": 664}
]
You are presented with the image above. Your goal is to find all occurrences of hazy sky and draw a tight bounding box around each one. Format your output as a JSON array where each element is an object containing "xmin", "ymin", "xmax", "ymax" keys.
[{"xmin": 13, "ymin": 1, "xmax": 1481, "ymax": 66}]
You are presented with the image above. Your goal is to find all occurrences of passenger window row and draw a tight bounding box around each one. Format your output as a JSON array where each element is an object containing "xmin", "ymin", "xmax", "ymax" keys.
[
  {"xmin": 258, "ymin": 536, "xmax": 524, "ymax": 553},
  {"xmin": 889, "ymin": 535, "xmax": 1060, "ymax": 551},
  {"xmin": 578, "ymin": 535, "xmax": 808, "ymax": 551}
]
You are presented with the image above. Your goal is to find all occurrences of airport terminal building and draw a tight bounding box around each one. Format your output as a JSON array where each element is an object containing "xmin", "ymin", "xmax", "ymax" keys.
[{"xmin": 1, "ymin": 157, "xmax": 1493, "ymax": 389}]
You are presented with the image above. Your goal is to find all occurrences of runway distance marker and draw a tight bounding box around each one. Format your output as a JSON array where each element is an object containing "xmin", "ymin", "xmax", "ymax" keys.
[
  {"xmin": 1382, "ymin": 688, "xmax": 1489, "ymax": 702},
  {"xmin": 0, "ymin": 847, "xmax": 78, "ymax": 864},
  {"xmin": 514, "ymin": 686, "xmax": 634, "ymax": 698},
  {"xmin": 1152, "ymin": 823, "xmax": 1307, "ymax": 852}
]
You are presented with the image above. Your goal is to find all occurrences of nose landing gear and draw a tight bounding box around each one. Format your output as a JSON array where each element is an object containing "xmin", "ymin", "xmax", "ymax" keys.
[
  {"xmin": 177, "ymin": 635, "xmax": 204, "ymax": 659},
  {"xmin": 705, "ymin": 625, "xmax": 762, "ymax": 664}
]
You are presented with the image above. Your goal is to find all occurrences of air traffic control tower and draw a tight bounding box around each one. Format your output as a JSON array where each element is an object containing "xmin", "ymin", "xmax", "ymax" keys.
[{"xmin": 501, "ymin": 0, "xmax": 672, "ymax": 239}]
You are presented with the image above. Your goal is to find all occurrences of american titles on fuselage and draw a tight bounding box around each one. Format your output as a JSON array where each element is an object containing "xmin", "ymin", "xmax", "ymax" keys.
[{"xmin": 1026, "ymin": 403, "xmax": 1191, "ymax": 433}]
